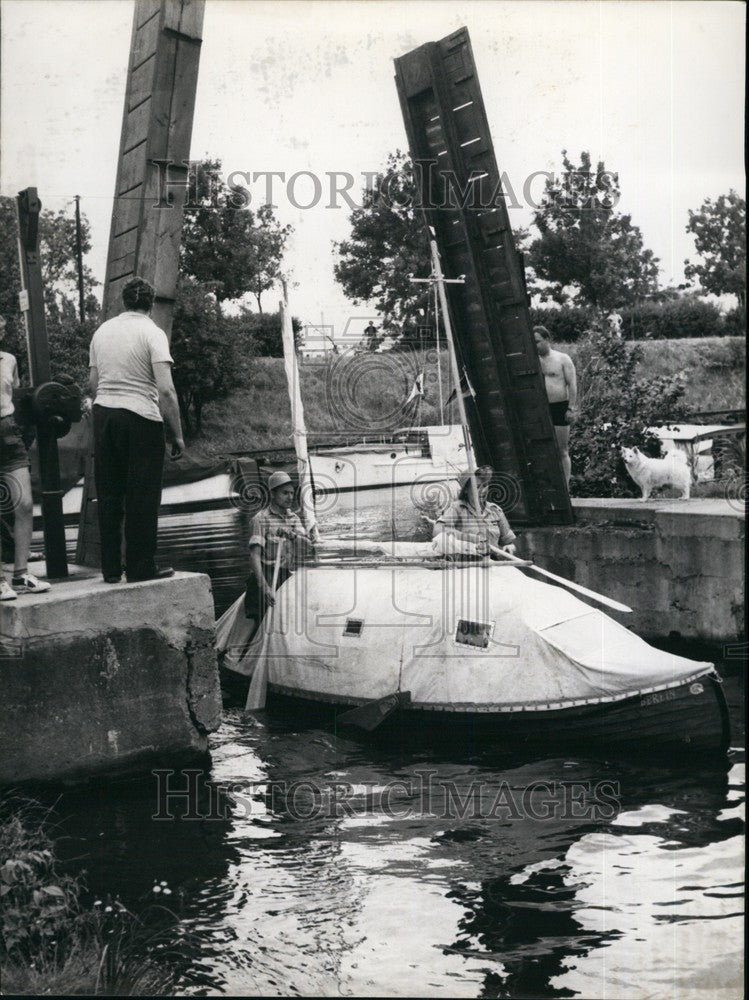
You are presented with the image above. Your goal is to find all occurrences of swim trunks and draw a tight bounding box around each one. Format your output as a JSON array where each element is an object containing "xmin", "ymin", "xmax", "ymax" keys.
[{"xmin": 549, "ymin": 401, "xmax": 570, "ymax": 427}]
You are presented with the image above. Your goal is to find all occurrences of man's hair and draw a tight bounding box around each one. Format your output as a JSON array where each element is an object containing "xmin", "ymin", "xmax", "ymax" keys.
[
  {"xmin": 122, "ymin": 277, "xmax": 155, "ymax": 312},
  {"xmin": 533, "ymin": 325, "xmax": 551, "ymax": 341}
]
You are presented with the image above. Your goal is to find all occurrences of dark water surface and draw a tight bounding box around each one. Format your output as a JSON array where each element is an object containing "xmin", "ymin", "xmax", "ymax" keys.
[{"xmin": 50, "ymin": 667, "xmax": 744, "ymax": 998}]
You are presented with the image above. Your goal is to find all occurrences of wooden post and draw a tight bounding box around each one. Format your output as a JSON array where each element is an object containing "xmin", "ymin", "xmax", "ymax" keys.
[
  {"xmin": 15, "ymin": 188, "xmax": 68, "ymax": 578},
  {"xmin": 76, "ymin": 0, "xmax": 205, "ymax": 567}
]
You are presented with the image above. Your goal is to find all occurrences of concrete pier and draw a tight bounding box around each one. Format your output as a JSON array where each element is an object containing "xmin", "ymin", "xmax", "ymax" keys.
[
  {"xmin": 523, "ymin": 498, "xmax": 745, "ymax": 642},
  {"xmin": 0, "ymin": 571, "xmax": 221, "ymax": 785}
]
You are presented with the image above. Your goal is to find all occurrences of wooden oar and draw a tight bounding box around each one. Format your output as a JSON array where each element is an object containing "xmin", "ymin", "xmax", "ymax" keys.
[
  {"xmin": 337, "ymin": 691, "xmax": 412, "ymax": 732},
  {"xmin": 489, "ymin": 545, "xmax": 633, "ymax": 613},
  {"xmin": 244, "ymin": 542, "xmax": 284, "ymax": 712}
]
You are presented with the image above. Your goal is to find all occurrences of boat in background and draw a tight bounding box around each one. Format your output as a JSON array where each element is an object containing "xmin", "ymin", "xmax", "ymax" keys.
[{"xmin": 306, "ymin": 424, "xmax": 468, "ymax": 493}]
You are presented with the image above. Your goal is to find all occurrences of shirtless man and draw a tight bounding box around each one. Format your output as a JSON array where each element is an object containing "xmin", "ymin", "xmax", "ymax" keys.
[{"xmin": 533, "ymin": 326, "xmax": 578, "ymax": 487}]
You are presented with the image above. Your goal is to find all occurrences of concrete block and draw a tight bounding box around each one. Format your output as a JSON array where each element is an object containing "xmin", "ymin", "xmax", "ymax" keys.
[
  {"xmin": 659, "ymin": 538, "xmax": 744, "ymax": 580},
  {"xmin": 655, "ymin": 505, "xmax": 744, "ymax": 541},
  {"xmin": 0, "ymin": 572, "xmax": 221, "ymax": 785}
]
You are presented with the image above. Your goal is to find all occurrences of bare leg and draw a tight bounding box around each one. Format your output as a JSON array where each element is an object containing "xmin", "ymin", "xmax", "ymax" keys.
[
  {"xmin": 10, "ymin": 468, "xmax": 33, "ymax": 576},
  {"xmin": 554, "ymin": 424, "xmax": 571, "ymax": 487}
]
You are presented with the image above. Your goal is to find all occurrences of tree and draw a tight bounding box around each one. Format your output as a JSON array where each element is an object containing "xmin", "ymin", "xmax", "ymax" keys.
[
  {"xmin": 223, "ymin": 307, "xmax": 303, "ymax": 357},
  {"xmin": 0, "ymin": 195, "xmax": 98, "ymax": 385},
  {"xmin": 180, "ymin": 159, "xmax": 292, "ymax": 311},
  {"xmin": 333, "ymin": 151, "xmax": 432, "ymax": 338},
  {"xmin": 684, "ymin": 190, "xmax": 746, "ymax": 307},
  {"xmin": 529, "ymin": 151, "xmax": 660, "ymax": 312},
  {"xmin": 334, "ymin": 152, "xmax": 535, "ymax": 345},
  {"xmin": 169, "ymin": 278, "xmax": 245, "ymax": 434}
]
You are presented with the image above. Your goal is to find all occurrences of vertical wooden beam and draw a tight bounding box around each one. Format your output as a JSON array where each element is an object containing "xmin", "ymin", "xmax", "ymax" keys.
[
  {"xmin": 16, "ymin": 189, "xmax": 68, "ymax": 577},
  {"xmin": 102, "ymin": 0, "xmax": 205, "ymax": 339},
  {"xmin": 76, "ymin": 0, "xmax": 205, "ymax": 567},
  {"xmin": 395, "ymin": 28, "xmax": 573, "ymax": 525}
]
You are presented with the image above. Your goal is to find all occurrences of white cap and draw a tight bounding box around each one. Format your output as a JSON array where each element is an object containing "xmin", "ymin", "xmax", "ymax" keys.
[{"xmin": 268, "ymin": 471, "xmax": 293, "ymax": 492}]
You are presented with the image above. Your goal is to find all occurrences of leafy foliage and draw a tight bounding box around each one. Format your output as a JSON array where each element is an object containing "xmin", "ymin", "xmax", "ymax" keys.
[
  {"xmin": 529, "ymin": 306, "xmax": 596, "ymax": 343},
  {"xmin": 333, "ymin": 151, "xmax": 432, "ymax": 338},
  {"xmin": 223, "ymin": 306, "xmax": 303, "ymax": 358},
  {"xmin": 0, "ymin": 796, "xmax": 81, "ymax": 962},
  {"xmin": 569, "ymin": 328, "xmax": 688, "ymax": 497},
  {"xmin": 532, "ymin": 297, "xmax": 737, "ymax": 343},
  {"xmin": 170, "ymin": 278, "xmax": 245, "ymax": 434},
  {"xmin": 684, "ymin": 190, "xmax": 746, "ymax": 306},
  {"xmin": 529, "ymin": 151, "xmax": 660, "ymax": 311},
  {"xmin": 0, "ymin": 195, "xmax": 98, "ymax": 386},
  {"xmin": 180, "ymin": 159, "xmax": 292, "ymax": 311},
  {"xmin": 0, "ymin": 795, "xmax": 205, "ymax": 996},
  {"xmin": 618, "ymin": 297, "xmax": 727, "ymax": 340}
]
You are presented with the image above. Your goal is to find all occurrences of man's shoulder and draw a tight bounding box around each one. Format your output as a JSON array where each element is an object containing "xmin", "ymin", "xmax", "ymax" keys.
[
  {"xmin": 484, "ymin": 500, "xmax": 506, "ymax": 518},
  {"xmin": 552, "ymin": 348, "xmax": 573, "ymax": 364}
]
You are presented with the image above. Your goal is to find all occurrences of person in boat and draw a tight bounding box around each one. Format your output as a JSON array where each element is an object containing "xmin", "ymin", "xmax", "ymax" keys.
[
  {"xmin": 217, "ymin": 470, "xmax": 314, "ymax": 674},
  {"xmin": 245, "ymin": 470, "xmax": 315, "ymax": 622},
  {"xmin": 432, "ymin": 465, "xmax": 517, "ymax": 558}
]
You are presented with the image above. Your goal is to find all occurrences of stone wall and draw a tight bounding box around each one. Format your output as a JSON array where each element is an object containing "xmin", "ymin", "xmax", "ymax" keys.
[
  {"xmin": 521, "ymin": 499, "xmax": 744, "ymax": 643},
  {"xmin": 0, "ymin": 572, "xmax": 221, "ymax": 784}
]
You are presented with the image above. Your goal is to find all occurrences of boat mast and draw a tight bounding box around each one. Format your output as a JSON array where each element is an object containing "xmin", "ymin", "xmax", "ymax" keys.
[
  {"xmin": 434, "ymin": 280, "xmax": 445, "ymax": 425},
  {"xmin": 412, "ymin": 239, "xmax": 480, "ymax": 512},
  {"xmin": 280, "ymin": 279, "xmax": 318, "ymax": 539}
]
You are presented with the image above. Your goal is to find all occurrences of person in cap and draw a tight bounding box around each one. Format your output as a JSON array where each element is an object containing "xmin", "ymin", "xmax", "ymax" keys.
[
  {"xmin": 89, "ymin": 276, "xmax": 185, "ymax": 583},
  {"xmin": 433, "ymin": 465, "xmax": 517, "ymax": 558},
  {"xmin": 1, "ymin": 315, "xmax": 51, "ymax": 600},
  {"xmin": 244, "ymin": 470, "xmax": 315, "ymax": 628}
]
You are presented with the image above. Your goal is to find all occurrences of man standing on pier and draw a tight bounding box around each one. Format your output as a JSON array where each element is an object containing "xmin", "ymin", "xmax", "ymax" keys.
[
  {"xmin": 534, "ymin": 326, "xmax": 578, "ymax": 488},
  {"xmin": 89, "ymin": 277, "xmax": 185, "ymax": 583}
]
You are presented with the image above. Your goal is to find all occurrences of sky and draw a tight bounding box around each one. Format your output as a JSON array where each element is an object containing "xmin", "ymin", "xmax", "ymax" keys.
[{"xmin": 1, "ymin": 0, "xmax": 745, "ymax": 344}]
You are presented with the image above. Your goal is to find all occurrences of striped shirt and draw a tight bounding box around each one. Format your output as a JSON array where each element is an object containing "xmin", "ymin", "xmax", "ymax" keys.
[
  {"xmin": 248, "ymin": 506, "xmax": 307, "ymax": 572},
  {"xmin": 435, "ymin": 498, "xmax": 516, "ymax": 548}
]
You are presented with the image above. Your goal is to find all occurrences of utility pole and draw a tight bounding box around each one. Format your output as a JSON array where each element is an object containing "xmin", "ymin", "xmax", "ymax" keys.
[{"xmin": 74, "ymin": 195, "xmax": 85, "ymax": 323}]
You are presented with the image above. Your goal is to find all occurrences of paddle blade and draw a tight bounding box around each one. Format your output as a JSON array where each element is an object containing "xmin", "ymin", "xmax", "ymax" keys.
[
  {"xmin": 337, "ymin": 691, "xmax": 411, "ymax": 731},
  {"xmin": 244, "ymin": 656, "xmax": 269, "ymax": 711}
]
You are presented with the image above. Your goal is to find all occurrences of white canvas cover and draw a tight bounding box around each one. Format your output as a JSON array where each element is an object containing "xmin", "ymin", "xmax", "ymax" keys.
[{"xmin": 245, "ymin": 564, "xmax": 713, "ymax": 710}]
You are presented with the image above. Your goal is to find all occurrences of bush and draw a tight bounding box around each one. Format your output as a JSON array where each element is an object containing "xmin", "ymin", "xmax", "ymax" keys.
[
  {"xmin": 723, "ymin": 305, "xmax": 746, "ymax": 337},
  {"xmin": 569, "ymin": 328, "xmax": 689, "ymax": 497},
  {"xmin": 619, "ymin": 298, "xmax": 725, "ymax": 339},
  {"xmin": 224, "ymin": 308, "xmax": 303, "ymax": 357},
  {"xmin": 529, "ymin": 306, "xmax": 595, "ymax": 343},
  {"xmin": 0, "ymin": 794, "xmax": 201, "ymax": 996}
]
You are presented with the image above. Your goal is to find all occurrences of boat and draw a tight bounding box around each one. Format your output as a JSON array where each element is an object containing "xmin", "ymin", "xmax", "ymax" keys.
[
  {"xmin": 219, "ymin": 247, "xmax": 730, "ymax": 754},
  {"xmin": 221, "ymin": 539, "xmax": 730, "ymax": 753},
  {"xmin": 305, "ymin": 424, "xmax": 468, "ymax": 493}
]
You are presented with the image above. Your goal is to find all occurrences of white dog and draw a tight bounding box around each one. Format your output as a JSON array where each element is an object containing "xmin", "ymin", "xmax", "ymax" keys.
[{"xmin": 621, "ymin": 446, "xmax": 691, "ymax": 500}]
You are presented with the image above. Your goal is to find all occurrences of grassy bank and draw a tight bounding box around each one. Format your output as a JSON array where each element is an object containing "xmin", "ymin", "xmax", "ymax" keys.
[
  {"xmin": 0, "ymin": 795, "xmax": 185, "ymax": 996},
  {"xmin": 191, "ymin": 337, "xmax": 745, "ymax": 460}
]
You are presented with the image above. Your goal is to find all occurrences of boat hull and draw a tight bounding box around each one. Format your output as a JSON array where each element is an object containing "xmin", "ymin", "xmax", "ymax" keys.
[{"xmin": 260, "ymin": 673, "xmax": 730, "ymax": 754}]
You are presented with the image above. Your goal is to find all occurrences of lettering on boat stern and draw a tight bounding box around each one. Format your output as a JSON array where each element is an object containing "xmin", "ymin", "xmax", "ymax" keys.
[{"xmin": 640, "ymin": 688, "xmax": 679, "ymax": 708}]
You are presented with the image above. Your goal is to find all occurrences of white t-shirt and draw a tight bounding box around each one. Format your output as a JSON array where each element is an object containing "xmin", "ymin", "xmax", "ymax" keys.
[
  {"xmin": 1, "ymin": 351, "xmax": 20, "ymax": 419},
  {"xmin": 89, "ymin": 311, "xmax": 173, "ymax": 422}
]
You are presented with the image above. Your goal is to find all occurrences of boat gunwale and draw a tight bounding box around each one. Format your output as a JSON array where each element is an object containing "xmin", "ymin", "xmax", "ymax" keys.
[{"xmin": 267, "ymin": 668, "xmax": 719, "ymax": 713}]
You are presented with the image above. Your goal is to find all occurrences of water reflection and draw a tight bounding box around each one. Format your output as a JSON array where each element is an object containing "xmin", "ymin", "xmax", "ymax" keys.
[
  {"xmin": 144, "ymin": 693, "xmax": 741, "ymax": 998},
  {"xmin": 45, "ymin": 657, "xmax": 744, "ymax": 997}
]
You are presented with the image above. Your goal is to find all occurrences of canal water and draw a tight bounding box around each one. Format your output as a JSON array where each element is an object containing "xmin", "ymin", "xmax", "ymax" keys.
[
  {"xmin": 51, "ymin": 670, "xmax": 744, "ymax": 998},
  {"xmin": 33, "ymin": 488, "xmax": 749, "ymax": 996}
]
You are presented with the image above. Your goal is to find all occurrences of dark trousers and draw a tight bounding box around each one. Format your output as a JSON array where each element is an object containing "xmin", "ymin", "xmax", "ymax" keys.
[{"xmin": 93, "ymin": 405, "xmax": 165, "ymax": 579}]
